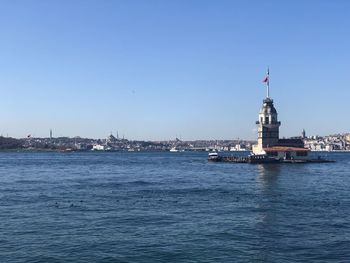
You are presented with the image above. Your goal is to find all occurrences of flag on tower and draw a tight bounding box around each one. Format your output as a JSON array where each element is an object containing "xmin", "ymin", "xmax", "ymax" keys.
[
  {"xmin": 262, "ymin": 68, "xmax": 270, "ymax": 98},
  {"xmin": 262, "ymin": 68, "xmax": 269, "ymax": 83}
]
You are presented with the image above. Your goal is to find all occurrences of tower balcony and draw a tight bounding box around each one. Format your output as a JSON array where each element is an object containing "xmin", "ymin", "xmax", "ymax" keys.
[
  {"xmin": 255, "ymin": 121, "xmax": 281, "ymax": 127},
  {"xmin": 262, "ymin": 122, "xmax": 281, "ymax": 128},
  {"xmin": 256, "ymin": 121, "xmax": 281, "ymax": 126}
]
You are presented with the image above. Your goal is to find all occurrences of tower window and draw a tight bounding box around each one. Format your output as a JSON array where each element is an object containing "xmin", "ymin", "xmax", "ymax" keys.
[{"xmin": 265, "ymin": 116, "xmax": 269, "ymax": 124}]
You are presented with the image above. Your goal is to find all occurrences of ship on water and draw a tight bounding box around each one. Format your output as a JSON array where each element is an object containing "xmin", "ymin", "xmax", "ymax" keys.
[{"xmin": 210, "ymin": 69, "xmax": 334, "ymax": 164}]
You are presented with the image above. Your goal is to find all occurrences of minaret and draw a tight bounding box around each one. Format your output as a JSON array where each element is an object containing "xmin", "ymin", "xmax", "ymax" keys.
[{"xmin": 253, "ymin": 69, "xmax": 281, "ymax": 154}]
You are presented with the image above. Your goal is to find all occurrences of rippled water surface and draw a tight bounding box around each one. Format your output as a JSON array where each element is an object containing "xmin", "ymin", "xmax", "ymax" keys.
[{"xmin": 0, "ymin": 151, "xmax": 349, "ymax": 262}]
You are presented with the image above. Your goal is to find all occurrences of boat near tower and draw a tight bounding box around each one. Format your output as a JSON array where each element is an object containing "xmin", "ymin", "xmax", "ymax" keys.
[{"xmin": 209, "ymin": 69, "xmax": 334, "ymax": 163}]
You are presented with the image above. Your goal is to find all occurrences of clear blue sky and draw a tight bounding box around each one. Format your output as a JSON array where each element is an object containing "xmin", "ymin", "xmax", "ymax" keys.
[{"xmin": 0, "ymin": 0, "xmax": 349, "ymax": 140}]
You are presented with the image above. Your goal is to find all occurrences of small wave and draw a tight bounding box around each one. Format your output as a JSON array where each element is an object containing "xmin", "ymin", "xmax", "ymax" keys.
[{"xmin": 125, "ymin": 180, "xmax": 154, "ymax": 186}]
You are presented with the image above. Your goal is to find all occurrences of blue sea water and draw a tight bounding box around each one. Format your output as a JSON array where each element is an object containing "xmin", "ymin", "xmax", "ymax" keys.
[{"xmin": 0, "ymin": 151, "xmax": 349, "ymax": 263}]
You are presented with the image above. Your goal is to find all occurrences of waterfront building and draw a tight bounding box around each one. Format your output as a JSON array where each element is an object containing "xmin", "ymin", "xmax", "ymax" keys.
[
  {"xmin": 252, "ymin": 70, "xmax": 309, "ymax": 160},
  {"xmin": 346, "ymin": 134, "xmax": 350, "ymax": 143},
  {"xmin": 107, "ymin": 133, "xmax": 118, "ymax": 143}
]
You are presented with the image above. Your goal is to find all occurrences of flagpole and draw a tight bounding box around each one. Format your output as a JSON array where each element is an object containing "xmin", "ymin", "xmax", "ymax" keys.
[{"xmin": 267, "ymin": 68, "xmax": 270, "ymax": 98}]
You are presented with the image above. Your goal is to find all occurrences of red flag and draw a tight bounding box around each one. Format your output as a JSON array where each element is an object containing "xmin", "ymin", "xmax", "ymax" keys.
[{"xmin": 262, "ymin": 76, "xmax": 269, "ymax": 83}]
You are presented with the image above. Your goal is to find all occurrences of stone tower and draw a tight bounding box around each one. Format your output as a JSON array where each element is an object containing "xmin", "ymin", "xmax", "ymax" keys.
[
  {"xmin": 252, "ymin": 69, "xmax": 281, "ymax": 154},
  {"xmin": 254, "ymin": 98, "xmax": 281, "ymax": 153}
]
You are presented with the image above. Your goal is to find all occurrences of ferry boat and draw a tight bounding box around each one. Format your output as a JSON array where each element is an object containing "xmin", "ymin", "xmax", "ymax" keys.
[{"xmin": 208, "ymin": 152, "xmax": 220, "ymax": 161}]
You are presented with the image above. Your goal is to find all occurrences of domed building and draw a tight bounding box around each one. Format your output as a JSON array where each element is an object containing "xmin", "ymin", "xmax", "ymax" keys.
[{"xmin": 252, "ymin": 97, "xmax": 281, "ymax": 154}]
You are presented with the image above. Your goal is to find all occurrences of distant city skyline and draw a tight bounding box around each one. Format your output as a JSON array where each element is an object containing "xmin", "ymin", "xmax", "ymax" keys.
[{"xmin": 1, "ymin": 1, "xmax": 349, "ymax": 140}]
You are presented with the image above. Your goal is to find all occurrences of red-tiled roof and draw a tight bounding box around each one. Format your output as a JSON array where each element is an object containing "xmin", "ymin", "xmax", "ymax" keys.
[{"xmin": 263, "ymin": 146, "xmax": 309, "ymax": 152}]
